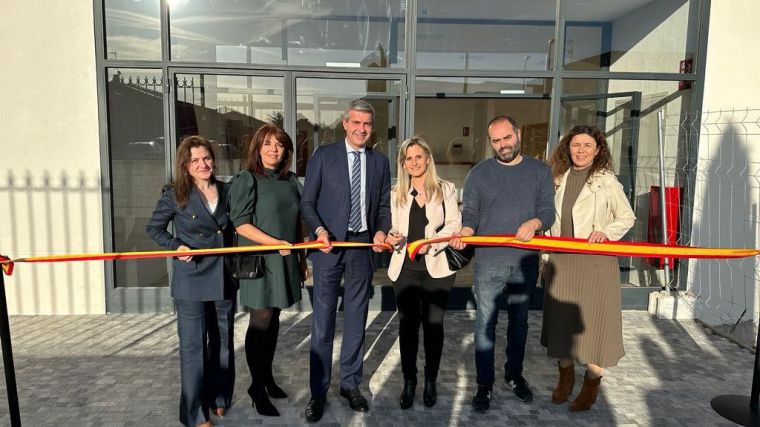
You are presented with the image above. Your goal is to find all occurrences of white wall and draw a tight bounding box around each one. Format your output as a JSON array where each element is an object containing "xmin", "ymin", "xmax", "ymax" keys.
[
  {"xmin": 688, "ymin": 0, "xmax": 760, "ymax": 346},
  {"xmin": 0, "ymin": 2, "xmax": 105, "ymax": 314}
]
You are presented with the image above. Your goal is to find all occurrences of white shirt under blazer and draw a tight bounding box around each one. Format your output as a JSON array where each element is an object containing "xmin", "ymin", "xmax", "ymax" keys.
[{"xmin": 387, "ymin": 179, "xmax": 462, "ymax": 281}]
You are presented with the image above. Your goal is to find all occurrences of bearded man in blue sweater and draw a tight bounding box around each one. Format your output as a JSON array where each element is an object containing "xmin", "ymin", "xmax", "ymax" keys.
[{"xmin": 451, "ymin": 115, "xmax": 555, "ymax": 413}]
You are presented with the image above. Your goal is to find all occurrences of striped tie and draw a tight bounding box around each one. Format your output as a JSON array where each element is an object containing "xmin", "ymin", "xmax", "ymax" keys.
[{"xmin": 349, "ymin": 151, "xmax": 362, "ymax": 232}]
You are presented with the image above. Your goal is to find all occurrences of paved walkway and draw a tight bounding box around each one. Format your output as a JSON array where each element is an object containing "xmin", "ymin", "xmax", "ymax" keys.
[{"xmin": 0, "ymin": 311, "xmax": 752, "ymax": 426}]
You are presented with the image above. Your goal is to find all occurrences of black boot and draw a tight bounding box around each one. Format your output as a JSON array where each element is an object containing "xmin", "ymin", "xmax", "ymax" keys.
[
  {"xmin": 263, "ymin": 314, "xmax": 287, "ymax": 399},
  {"xmin": 423, "ymin": 377, "xmax": 437, "ymax": 408},
  {"xmin": 245, "ymin": 327, "xmax": 280, "ymax": 417},
  {"xmin": 399, "ymin": 378, "xmax": 416, "ymax": 409}
]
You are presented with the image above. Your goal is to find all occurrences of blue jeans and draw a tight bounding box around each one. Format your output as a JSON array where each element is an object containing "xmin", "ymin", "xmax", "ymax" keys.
[{"xmin": 473, "ymin": 258, "xmax": 538, "ymax": 386}]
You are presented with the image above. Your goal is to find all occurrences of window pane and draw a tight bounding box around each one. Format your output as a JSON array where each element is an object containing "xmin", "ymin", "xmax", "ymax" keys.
[
  {"xmin": 295, "ymin": 78, "xmax": 402, "ymax": 177},
  {"xmin": 107, "ymin": 68, "xmax": 167, "ymax": 287},
  {"xmin": 174, "ymin": 74, "xmax": 284, "ymax": 179},
  {"xmin": 169, "ymin": 0, "xmax": 405, "ymax": 68},
  {"xmin": 561, "ymin": 79, "xmax": 693, "ymax": 287},
  {"xmin": 104, "ymin": 0, "xmax": 161, "ymax": 61},
  {"xmin": 416, "ymin": 0, "xmax": 557, "ymax": 70},
  {"xmin": 564, "ymin": 0, "xmax": 698, "ymax": 72},
  {"xmin": 415, "ymin": 77, "xmax": 552, "ymax": 189}
]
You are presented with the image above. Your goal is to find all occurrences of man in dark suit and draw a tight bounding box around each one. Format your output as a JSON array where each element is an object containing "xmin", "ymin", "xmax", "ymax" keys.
[{"xmin": 300, "ymin": 99, "xmax": 391, "ymax": 422}]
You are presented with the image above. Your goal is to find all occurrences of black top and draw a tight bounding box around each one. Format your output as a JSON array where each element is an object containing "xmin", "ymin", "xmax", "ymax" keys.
[{"xmin": 402, "ymin": 189, "xmax": 429, "ymax": 272}]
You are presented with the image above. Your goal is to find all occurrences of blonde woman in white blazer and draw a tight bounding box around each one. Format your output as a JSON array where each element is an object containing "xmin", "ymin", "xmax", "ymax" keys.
[
  {"xmin": 385, "ymin": 137, "xmax": 461, "ymax": 410},
  {"xmin": 541, "ymin": 125, "xmax": 635, "ymax": 413}
]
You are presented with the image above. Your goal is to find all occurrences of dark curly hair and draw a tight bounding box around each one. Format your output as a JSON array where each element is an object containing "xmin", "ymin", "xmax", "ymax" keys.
[{"xmin": 549, "ymin": 125, "xmax": 613, "ymax": 179}]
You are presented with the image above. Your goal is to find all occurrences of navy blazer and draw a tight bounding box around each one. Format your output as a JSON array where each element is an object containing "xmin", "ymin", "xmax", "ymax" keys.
[
  {"xmin": 301, "ymin": 141, "xmax": 391, "ymax": 265},
  {"xmin": 145, "ymin": 182, "xmax": 236, "ymax": 301}
]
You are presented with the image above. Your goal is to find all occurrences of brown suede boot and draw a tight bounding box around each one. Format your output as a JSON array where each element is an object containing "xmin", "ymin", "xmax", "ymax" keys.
[
  {"xmin": 569, "ymin": 372, "xmax": 602, "ymax": 412},
  {"xmin": 552, "ymin": 362, "xmax": 575, "ymax": 404}
]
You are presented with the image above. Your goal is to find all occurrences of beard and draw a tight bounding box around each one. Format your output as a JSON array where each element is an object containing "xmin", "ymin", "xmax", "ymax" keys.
[{"xmin": 494, "ymin": 139, "xmax": 521, "ymax": 163}]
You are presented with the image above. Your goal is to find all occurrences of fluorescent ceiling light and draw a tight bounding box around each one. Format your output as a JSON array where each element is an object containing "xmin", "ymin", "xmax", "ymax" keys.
[
  {"xmin": 326, "ymin": 62, "xmax": 361, "ymax": 68},
  {"xmin": 500, "ymin": 89, "xmax": 525, "ymax": 94}
]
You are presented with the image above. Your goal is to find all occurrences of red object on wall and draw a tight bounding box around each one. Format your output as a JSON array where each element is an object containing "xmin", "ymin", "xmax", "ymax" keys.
[{"xmin": 647, "ymin": 186, "xmax": 682, "ymax": 269}]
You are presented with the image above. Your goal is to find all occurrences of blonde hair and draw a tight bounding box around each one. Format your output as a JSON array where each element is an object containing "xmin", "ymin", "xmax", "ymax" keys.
[{"xmin": 393, "ymin": 136, "xmax": 444, "ymax": 208}]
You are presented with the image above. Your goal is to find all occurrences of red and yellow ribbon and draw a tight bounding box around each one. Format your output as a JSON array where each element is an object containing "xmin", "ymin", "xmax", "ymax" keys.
[
  {"xmin": 407, "ymin": 235, "xmax": 760, "ymax": 261},
  {"xmin": 4, "ymin": 235, "xmax": 758, "ymax": 277},
  {"xmin": 0, "ymin": 241, "xmax": 390, "ymax": 277}
]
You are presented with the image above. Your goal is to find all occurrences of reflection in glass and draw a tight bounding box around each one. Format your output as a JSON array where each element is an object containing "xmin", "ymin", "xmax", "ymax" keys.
[
  {"xmin": 104, "ymin": 0, "xmax": 161, "ymax": 61},
  {"xmin": 174, "ymin": 74, "xmax": 284, "ymax": 179},
  {"xmin": 107, "ymin": 68, "xmax": 167, "ymax": 287},
  {"xmin": 561, "ymin": 79, "xmax": 693, "ymax": 286},
  {"xmin": 416, "ymin": 0, "xmax": 556, "ymax": 70},
  {"xmin": 564, "ymin": 0, "xmax": 698, "ymax": 72},
  {"xmin": 169, "ymin": 0, "xmax": 405, "ymax": 67},
  {"xmin": 295, "ymin": 78, "xmax": 402, "ymax": 177}
]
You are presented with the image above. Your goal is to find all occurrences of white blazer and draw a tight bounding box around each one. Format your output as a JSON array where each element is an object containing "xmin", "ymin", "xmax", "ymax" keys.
[
  {"xmin": 547, "ymin": 169, "xmax": 635, "ymax": 241},
  {"xmin": 387, "ymin": 180, "xmax": 462, "ymax": 281}
]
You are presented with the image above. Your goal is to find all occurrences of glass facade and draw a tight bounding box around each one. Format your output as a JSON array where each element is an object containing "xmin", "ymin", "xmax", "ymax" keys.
[
  {"xmin": 104, "ymin": 0, "xmax": 161, "ymax": 61},
  {"xmin": 415, "ymin": 0, "xmax": 557, "ymax": 70},
  {"xmin": 564, "ymin": 0, "xmax": 699, "ymax": 72},
  {"xmin": 97, "ymin": 0, "xmax": 705, "ymax": 308},
  {"xmin": 168, "ymin": 0, "xmax": 406, "ymax": 67}
]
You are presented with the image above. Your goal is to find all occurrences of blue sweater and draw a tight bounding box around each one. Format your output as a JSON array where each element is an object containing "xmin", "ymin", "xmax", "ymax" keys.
[{"xmin": 461, "ymin": 156, "xmax": 555, "ymax": 267}]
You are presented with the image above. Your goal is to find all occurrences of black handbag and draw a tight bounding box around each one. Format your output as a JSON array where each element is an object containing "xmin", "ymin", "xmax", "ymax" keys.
[
  {"xmin": 232, "ymin": 249, "xmax": 265, "ymax": 280},
  {"xmin": 443, "ymin": 244, "xmax": 473, "ymax": 271},
  {"xmin": 437, "ymin": 194, "xmax": 474, "ymax": 271},
  {"xmin": 231, "ymin": 171, "xmax": 266, "ymax": 280}
]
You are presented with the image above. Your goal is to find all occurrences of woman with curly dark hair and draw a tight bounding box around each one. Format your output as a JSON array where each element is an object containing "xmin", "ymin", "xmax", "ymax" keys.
[{"xmin": 541, "ymin": 125, "xmax": 635, "ymax": 412}]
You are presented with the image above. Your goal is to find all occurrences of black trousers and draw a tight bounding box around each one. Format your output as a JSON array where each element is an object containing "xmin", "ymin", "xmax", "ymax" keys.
[{"xmin": 392, "ymin": 268, "xmax": 455, "ymax": 381}]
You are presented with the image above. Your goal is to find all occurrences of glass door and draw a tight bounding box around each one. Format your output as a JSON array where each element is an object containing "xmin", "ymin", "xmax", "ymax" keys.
[
  {"xmin": 294, "ymin": 75, "xmax": 406, "ymax": 179},
  {"xmin": 170, "ymin": 71, "xmax": 287, "ymax": 180}
]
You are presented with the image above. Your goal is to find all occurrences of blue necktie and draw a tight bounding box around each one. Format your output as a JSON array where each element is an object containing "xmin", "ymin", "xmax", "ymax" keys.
[{"xmin": 349, "ymin": 151, "xmax": 362, "ymax": 232}]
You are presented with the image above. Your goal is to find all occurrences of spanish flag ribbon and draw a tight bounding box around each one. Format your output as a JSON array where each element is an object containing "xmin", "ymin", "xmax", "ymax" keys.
[
  {"xmin": 406, "ymin": 235, "xmax": 760, "ymax": 261},
  {"xmin": 0, "ymin": 241, "xmax": 391, "ymax": 277}
]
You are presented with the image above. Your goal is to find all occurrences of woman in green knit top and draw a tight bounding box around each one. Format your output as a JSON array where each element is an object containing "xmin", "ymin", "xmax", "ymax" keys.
[{"xmin": 229, "ymin": 124, "xmax": 306, "ymax": 417}]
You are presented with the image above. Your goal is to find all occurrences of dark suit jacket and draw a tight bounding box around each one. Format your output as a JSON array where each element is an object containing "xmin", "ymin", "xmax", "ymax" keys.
[
  {"xmin": 145, "ymin": 182, "xmax": 236, "ymax": 301},
  {"xmin": 300, "ymin": 141, "xmax": 391, "ymax": 265}
]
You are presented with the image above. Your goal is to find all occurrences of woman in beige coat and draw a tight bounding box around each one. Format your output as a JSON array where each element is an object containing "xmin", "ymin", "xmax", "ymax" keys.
[
  {"xmin": 385, "ymin": 137, "xmax": 461, "ymax": 410},
  {"xmin": 541, "ymin": 125, "xmax": 635, "ymax": 412}
]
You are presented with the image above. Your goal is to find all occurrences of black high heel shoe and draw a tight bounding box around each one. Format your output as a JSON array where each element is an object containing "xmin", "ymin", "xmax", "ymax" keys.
[
  {"xmin": 423, "ymin": 378, "xmax": 437, "ymax": 408},
  {"xmin": 399, "ymin": 378, "xmax": 416, "ymax": 409},
  {"xmin": 265, "ymin": 381, "xmax": 288, "ymax": 399},
  {"xmin": 248, "ymin": 384, "xmax": 280, "ymax": 416}
]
